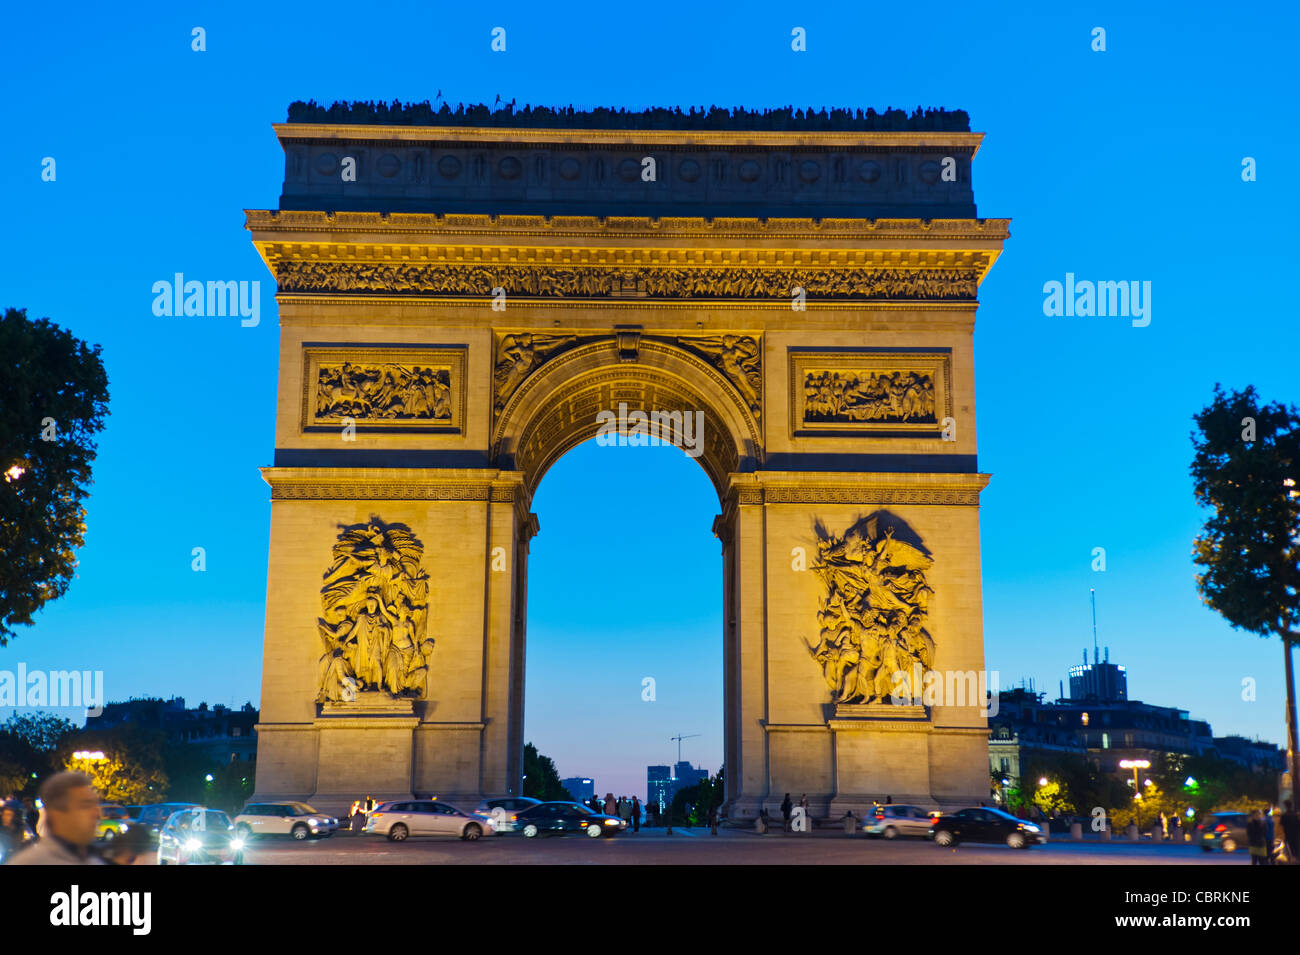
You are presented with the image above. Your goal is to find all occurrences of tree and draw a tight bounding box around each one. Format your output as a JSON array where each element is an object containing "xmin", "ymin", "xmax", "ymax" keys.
[
  {"xmin": 58, "ymin": 724, "xmax": 168, "ymax": 804},
  {"xmin": 0, "ymin": 713, "xmax": 77, "ymax": 797},
  {"xmin": 0, "ymin": 307, "xmax": 110, "ymax": 643},
  {"xmin": 1191, "ymin": 385, "xmax": 1300, "ymax": 798},
  {"xmin": 522, "ymin": 743, "xmax": 571, "ymax": 801},
  {"xmin": 669, "ymin": 767, "xmax": 723, "ymax": 826}
]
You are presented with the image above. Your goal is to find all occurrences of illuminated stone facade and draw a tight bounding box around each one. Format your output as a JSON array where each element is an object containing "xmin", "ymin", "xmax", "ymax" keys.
[{"xmin": 247, "ymin": 110, "xmax": 1007, "ymax": 817}]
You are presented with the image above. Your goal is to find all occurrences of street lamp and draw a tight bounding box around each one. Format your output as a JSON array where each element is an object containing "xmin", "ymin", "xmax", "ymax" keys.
[
  {"xmin": 1038, "ymin": 777, "xmax": 1048, "ymax": 787},
  {"xmin": 1119, "ymin": 759, "xmax": 1151, "ymax": 829}
]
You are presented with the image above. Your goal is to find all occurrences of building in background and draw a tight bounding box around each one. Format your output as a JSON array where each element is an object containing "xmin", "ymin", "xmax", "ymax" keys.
[
  {"xmin": 646, "ymin": 761, "xmax": 711, "ymax": 810},
  {"xmin": 989, "ymin": 657, "xmax": 1283, "ymax": 787},
  {"xmin": 85, "ymin": 697, "xmax": 258, "ymax": 764},
  {"xmin": 561, "ymin": 776, "xmax": 594, "ymax": 802},
  {"xmin": 1067, "ymin": 647, "xmax": 1128, "ymax": 702}
]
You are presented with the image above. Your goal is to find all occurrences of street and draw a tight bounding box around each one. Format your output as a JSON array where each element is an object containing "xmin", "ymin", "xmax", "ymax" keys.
[{"xmin": 230, "ymin": 829, "xmax": 1250, "ymax": 865}]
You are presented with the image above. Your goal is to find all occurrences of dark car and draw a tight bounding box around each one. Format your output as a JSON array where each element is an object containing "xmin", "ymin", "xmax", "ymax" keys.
[
  {"xmin": 1197, "ymin": 812, "xmax": 1249, "ymax": 853},
  {"xmin": 136, "ymin": 802, "xmax": 201, "ymax": 841},
  {"xmin": 474, "ymin": 796, "xmax": 542, "ymax": 833},
  {"xmin": 157, "ymin": 808, "xmax": 245, "ymax": 865},
  {"xmin": 514, "ymin": 801, "xmax": 627, "ymax": 838},
  {"xmin": 929, "ymin": 807, "xmax": 1046, "ymax": 849}
]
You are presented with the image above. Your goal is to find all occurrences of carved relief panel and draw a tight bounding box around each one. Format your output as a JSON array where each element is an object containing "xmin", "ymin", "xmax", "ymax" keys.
[
  {"xmin": 789, "ymin": 348, "xmax": 952, "ymax": 437},
  {"xmin": 301, "ymin": 345, "xmax": 467, "ymax": 434}
]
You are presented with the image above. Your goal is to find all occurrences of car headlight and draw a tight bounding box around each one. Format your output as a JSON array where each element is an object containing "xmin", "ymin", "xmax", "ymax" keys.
[
  {"xmin": 230, "ymin": 839, "xmax": 245, "ymax": 851},
  {"xmin": 1023, "ymin": 824, "xmax": 1041, "ymax": 833},
  {"xmin": 185, "ymin": 839, "xmax": 202, "ymax": 851},
  {"xmin": 308, "ymin": 818, "xmax": 319, "ymax": 826},
  {"xmin": 603, "ymin": 819, "xmax": 619, "ymax": 826}
]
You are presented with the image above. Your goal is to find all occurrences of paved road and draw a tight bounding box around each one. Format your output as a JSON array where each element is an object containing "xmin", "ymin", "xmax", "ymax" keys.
[{"xmin": 233, "ymin": 829, "xmax": 1246, "ymax": 865}]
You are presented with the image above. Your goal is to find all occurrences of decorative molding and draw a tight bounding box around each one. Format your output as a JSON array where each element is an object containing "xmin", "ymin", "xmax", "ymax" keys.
[
  {"xmin": 274, "ymin": 260, "xmax": 978, "ymax": 301},
  {"xmin": 676, "ymin": 335, "xmax": 761, "ymax": 415},
  {"xmin": 301, "ymin": 345, "xmax": 466, "ymax": 435}
]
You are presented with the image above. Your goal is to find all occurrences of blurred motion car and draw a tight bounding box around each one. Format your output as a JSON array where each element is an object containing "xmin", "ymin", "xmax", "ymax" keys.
[
  {"xmin": 135, "ymin": 802, "xmax": 201, "ymax": 841},
  {"xmin": 363, "ymin": 799, "xmax": 493, "ymax": 841},
  {"xmin": 474, "ymin": 796, "xmax": 542, "ymax": 833},
  {"xmin": 234, "ymin": 802, "xmax": 339, "ymax": 841},
  {"xmin": 513, "ymin": 801, "xmax": 627, "ymax": 838},
  {"xmin": 157, "ymin": 808, "xmax": 245, "ymax": 865},
  {"xmin": 95, "ymin": 804, "xmax": 133, "ymax": 842},
  {"xmin": 929, "ymin": 807, "xmax": 1045, "ymax": 849},
  {"xmin": 1197, "ymin": 812, "xmax": 1249, "ymax": 853},
  {"xmin": 863, "ymin": 804, "xmax": 934, "ymax": 839}
]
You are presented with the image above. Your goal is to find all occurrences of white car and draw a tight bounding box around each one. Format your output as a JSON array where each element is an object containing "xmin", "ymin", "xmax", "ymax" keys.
[
  {"xmin": 363, "ymin": 799, "xmax": 494, "ymax": 841},
  {"xmin": 234, "ymin": 801, "xmax": 339, "ymax": 841}
]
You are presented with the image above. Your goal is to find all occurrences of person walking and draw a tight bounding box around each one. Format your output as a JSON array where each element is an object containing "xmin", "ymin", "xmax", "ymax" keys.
[
  {"xmin": 798, "ymin": 793, "xmax": 809, "ymax": 831},
  {"xmin": 708, "ymin": 802, "xmax": 718, "ymax": 836},
  {"xmin": 0, "ymin": 803, "xmax": 25, "ymax": 861},
  {"xmin": 632, "ymin": 796, "xmax": 641, "ymax": 832},
  {"xmin": 781, "ymin": 793, "xmax": 793, "ymax": 832},
  {"xmin": 1246, "ymin": 810, "xmax": 1269, "ymax": 866},
  {"xmin": 4, "ymin": 772, "xmax": 104, "ymax": 865},
  {"xmin": 1280, "ymin": 800, "xmax": 1300, "ymax": 863},
  {"xmin": 604, "ymin": 793, "xmax": 616, "ymax": 816}
]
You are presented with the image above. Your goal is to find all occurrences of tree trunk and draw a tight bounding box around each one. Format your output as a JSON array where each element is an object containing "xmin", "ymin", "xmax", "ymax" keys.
[{"xmin": 1286, "ymin": 638, "xmax": 1300, "ymax": 807}]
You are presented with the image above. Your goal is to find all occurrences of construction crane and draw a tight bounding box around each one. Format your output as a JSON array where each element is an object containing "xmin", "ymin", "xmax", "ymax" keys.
[{"xmin": 670, "ymin": 733, "xmax": 700, "ymax": 764}]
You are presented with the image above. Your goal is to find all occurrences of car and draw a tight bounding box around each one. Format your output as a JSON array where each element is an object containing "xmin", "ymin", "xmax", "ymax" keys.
[
  {"xmin": 95, "ymin": 804, "xmax": 133, "ymax": 842},
  {"xmin": 157, "ymin": 807, "xmax": 245, "ymax": 865},
  {"xmin": 1197, "ymin": 812, "xmax": 1249, "ymax": 853},
  {"xmin": 135, "ymin": 803, "xmax": 201, "ymax": 841},
  {"xmin": 234, "ymin": 802, "xmax": 339, "ymax": 841},
  {"xmin": 474, "ymin": 796, "xmax": 542, "ymax": 833},
  {"xmin": 863, "ymin": 804, "xmax": 934, "ymax": 839},
  {"xmin": 929, "ymin": 807, "xmax": 1046, "ymax": 849},
  {"xmin": 513, "ymin": 801, "xmax": 627, "ymax": 838},
  {"xmin": 363, "ymin": 799, "xmax": 493, "ymax": 841}
]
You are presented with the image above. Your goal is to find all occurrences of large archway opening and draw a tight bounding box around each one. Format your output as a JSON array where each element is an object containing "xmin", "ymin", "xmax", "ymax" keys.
[{"xmin": 524, "ymin": 435, "xmax": 722, "ymax": 812}]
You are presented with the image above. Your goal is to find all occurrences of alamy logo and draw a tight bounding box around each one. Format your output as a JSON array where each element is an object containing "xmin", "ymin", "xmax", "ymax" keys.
[
  {"xmin": 594, "ymin": 403, "xmax": 705, "ymax": 458},
  {"xmin": 151, "ymin": 274, "xmax": 260, "ymax": 327},
  {"xmin": 1042, "ymin": 273, "xmax": 1150, "ymax": 327},
  {"xmin": 0, "ymin": 664, "xmax": 104, "ymax": 717},
  {"xmin": 50, "ymin": 886, "xmax": 151, "ymax": 935}
]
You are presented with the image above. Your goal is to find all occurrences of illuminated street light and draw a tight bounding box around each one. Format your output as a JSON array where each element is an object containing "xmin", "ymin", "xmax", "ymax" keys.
[
  {"xmin": 72, "ymin": 751, "xmax": 106, "ymax": 761},
  {"xmin": 3, "ymin": 464, "xmax": 24, "ymax": 483},
  {"xmin": 1118, "ymin": 759, "xmax": 1150, "ymax": 798},
  {"xmin": 205, "ymin": 774, "xmax": 214, "ymax": 783},
  {"xmin": 1038, "ymin": 777, "xmax": 1048, "ymax": 787}
]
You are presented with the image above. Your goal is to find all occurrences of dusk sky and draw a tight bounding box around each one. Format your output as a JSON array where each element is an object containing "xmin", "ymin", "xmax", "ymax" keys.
[{"xmin": 3, "ymin": 2, "xmax": 1297, "ymax": 800}]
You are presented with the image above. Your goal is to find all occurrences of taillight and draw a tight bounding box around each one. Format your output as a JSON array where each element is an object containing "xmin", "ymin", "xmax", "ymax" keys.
[{"xmin": 1215, "ymin": 824, "xmax": 1227, "ymax": 833}]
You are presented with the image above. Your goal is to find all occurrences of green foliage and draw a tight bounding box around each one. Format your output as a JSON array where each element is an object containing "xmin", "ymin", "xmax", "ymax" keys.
[
  {"xmin": 58, "ymin": 723, "xmax": 168, "ymax": 804},
  {"xmin": 668, "ymin": 767, "xmax": 723, "ymax": 826},
  {"xmin": 1190, "ymin": 384, "xmax": 1300, "ymax": 641},
  {"xmin": 0, "ymin": 307, "xmax": 110, "ymax": 644},
  {"xmin": 0, "ymin": 713, "xmax": 78, "ymax": 797},
  {"xmin": 522, "ymin": 742, "xmax": 570, "ymax": 801}
]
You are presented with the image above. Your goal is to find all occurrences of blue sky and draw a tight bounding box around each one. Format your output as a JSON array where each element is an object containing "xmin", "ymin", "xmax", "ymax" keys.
[{"xmin": 2, "ymin": 1, "xmax": 1297, "ymax": 799}]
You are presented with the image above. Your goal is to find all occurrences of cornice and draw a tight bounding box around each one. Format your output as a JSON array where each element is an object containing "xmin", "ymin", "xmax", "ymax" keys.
[
  {"xmin": 273, "ymin": 123, "xmax": 987, "ymax": 154},
  {"xmin": 723, "ymin": 470, "xmax": 992, "ymax": 507},
  {"xmin": 245, "ymin": 209, "xmax": 1011, "ymax": 242}
]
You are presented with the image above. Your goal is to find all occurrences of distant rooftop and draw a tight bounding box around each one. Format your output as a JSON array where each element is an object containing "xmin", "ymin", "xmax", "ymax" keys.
[{"xmin": 285, "ymin": 100, "xmax": 971, "ymax": 132}]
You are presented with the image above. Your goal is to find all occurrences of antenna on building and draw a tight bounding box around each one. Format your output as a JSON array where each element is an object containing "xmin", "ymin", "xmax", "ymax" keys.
[{"xmin": 1090, "ymin": 588, "xmax": 1099, "ymax": 665}]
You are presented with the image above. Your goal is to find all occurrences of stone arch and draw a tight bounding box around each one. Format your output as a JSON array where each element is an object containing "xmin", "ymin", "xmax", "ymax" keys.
[{"xmin": 492, "ymin": 337, "xmax": 763, "ymax": 500}]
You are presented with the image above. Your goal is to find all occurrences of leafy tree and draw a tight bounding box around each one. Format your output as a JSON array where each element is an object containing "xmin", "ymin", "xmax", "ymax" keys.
[
  {"xmin": 57, "ymin": 724, "xmax": 168, "ymax": 804},
  {"xmin": 0, "ymin": 713, "xmax": 77, "ymax": 797},
  {"xmin": 1190, "ymin": 385, "xmax": 1300, "ymax": 794},
  {"xmin": 64, "ymin": 751, "xmax": 166, "ymax": 805},
  {"xmin": 0, "ymin": 307, "xmax": 110, "ymax": 644},
  {"xmin": 669, "ymin": 767, "xmax": 723, "ymax": 826},
  {"xmin": 522, "ymin": 742, "xmax": 571, "ymax": 801}
]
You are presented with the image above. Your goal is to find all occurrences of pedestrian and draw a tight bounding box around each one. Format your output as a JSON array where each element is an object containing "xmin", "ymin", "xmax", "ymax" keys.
[
  {"xmin": 632, "ymin": 796, "xmax": 641, "ymax": 832},
  {"xmin": 0, "ymin": 803, "xmax": 25, "ymax": 861},
  {"xmin": 781, "ymin": 793, "xmax": 793, "ymax": 832},
  {"xmin": 1280, "ymin": 800, "xmax": 1300, "ymax": 864},
  {"xmin": 708, "ymin": 802, "xmax": 718, "ymax": 836},
  {"xmin": 620, "ymin": 798, "xmax": 632, "ymax": 828},
  {"xmin": 885, "ymin": 795, "xmax": 892, "ymax": 805},
  {"xmin": 604, "ymin": 792, "xmax": 616, "ymax": 816},
  {"xmin": 798, "ymin": 794, "xmax": 809, "ymax": 832},
  {"xmin": 23, "ymin": 800, "xmax": 38, "ymax": 834},
  {"xmin": 1246, "ymin": 809, "xmax": 1269, "ymax": 866},
  {"xmin": 1265, "ymin": 806, "xmax": 1277, "ymax": 864},
  {"xmin": 4, "ymin": 772, "xmax": 104, "ymax": 865}
]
